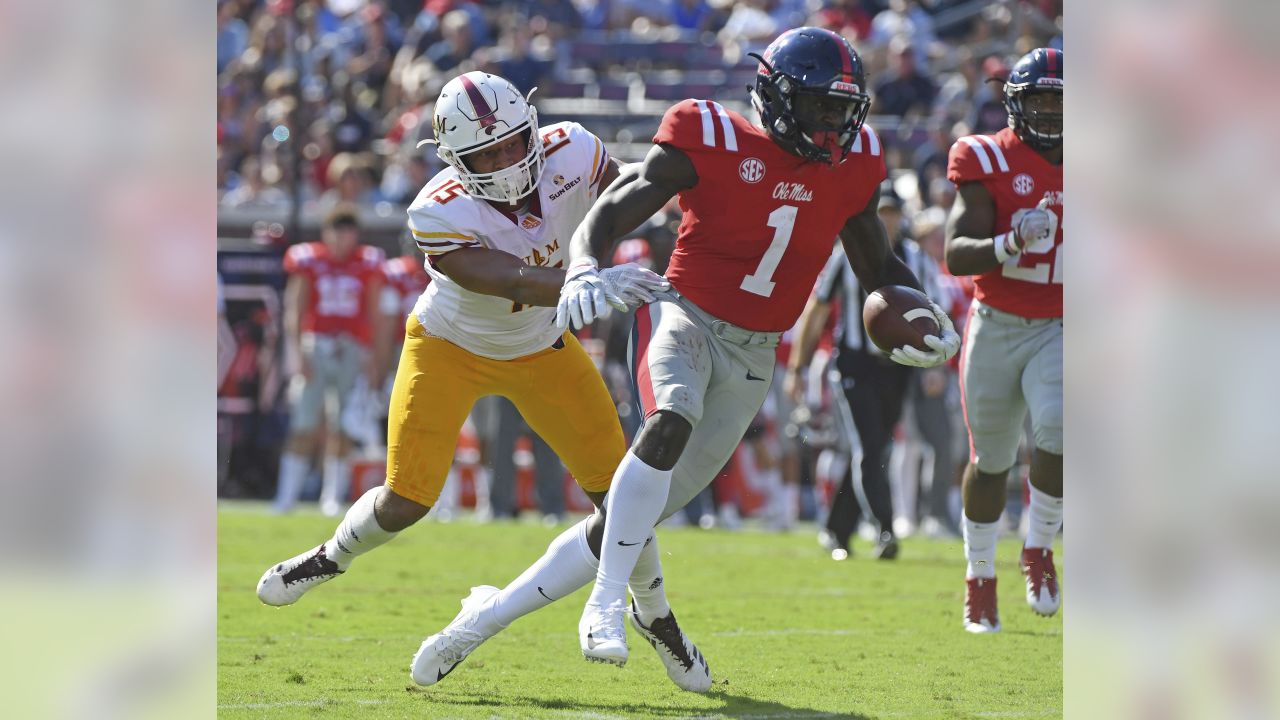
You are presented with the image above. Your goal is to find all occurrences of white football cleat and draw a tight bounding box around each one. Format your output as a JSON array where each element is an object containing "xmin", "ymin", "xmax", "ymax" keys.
[
  {"xmin": 628, "ymin": 602, "xmax": 712, "ymax": 693},
  {"xmin": 411, "ymin": 585, "xmax": 501, "ymax": 686},
  {"xmin": 257, "ymin": 544, "xmax": 343, "ymax": 606},
  {"xmin": 579, "ymin": 598, "xmax": 629, "ymax": 666}
]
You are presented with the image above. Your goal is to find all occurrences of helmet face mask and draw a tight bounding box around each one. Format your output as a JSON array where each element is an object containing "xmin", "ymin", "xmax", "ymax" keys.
[
  {"xmin": 1005, "ymin": 48, "xmax": 1064, "ymax": 151},
  {"xmin": 425, "ymin": 72, "xmax": 546, "ymax": 203},
  {"xmin": 750, "ymin": 27, "xmax": 871, "ymax": 165}
]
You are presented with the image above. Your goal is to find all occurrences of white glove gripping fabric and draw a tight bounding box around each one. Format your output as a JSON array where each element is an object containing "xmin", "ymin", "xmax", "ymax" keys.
[
  {"xmin": 556, "ymin": 257, "xmax": 611, "ymax": 330},
  {"xmin": 889, "ymin": 301, "xmax": 962, "ymax": 368},
  {"xmin": 998, "ymin": 196, "xmax": 1053, "ymax": 262},
  {"xmin": 599, "ymin": 263, "xmax": 670, "ymax": 310}
]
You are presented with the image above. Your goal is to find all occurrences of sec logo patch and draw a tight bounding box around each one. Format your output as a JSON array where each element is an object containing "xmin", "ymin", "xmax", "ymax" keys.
[
  {"xmin": 1012, "ymin": 173, "xmax": 1035, "ymax": 196},
  {"xmin": 739, "ymin": 157, "xmax": 765, "ymax": 184}
]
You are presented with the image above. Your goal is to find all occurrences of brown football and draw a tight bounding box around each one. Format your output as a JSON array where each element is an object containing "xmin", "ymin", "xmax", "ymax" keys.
[{"xmin": 862, "ymin": 285, "xmax": 939, "ymax": 353}]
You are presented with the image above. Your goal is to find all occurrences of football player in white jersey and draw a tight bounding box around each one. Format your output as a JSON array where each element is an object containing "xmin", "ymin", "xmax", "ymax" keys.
[{"xmin": 256, "ymin": 72, "xmax": 712, "ymax": 693}]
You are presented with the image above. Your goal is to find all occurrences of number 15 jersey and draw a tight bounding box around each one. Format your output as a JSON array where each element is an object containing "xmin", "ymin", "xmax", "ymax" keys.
[{"xmin": 654, "ymin": 99, "xmax": 886, "ymax": 332}]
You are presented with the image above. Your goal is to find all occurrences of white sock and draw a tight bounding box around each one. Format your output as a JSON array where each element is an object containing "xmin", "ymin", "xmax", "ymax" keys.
[
  {"xmin": 273, "ymin": 452, "xmax": 309, "ymax": 511},
  {"xmin": 627, "ymin": 534, "xmax": 671, "ymax": 625},
  {"xmin": 321, "ymin": 456, "xmax": 350, "ymax": 507},
  {"xmin": 588, "ymin": 452, "xmax": 671, "ymax": 607},
  {"xmin": 963, "ymin": 513, "xmax": 999, "ymax": 579},
  {"xmin": 488, "ymin": 518, "xmax": 675, "ymax": 630},
  {"xmin": 324, "ymin": 487, "xmax": 397, "ymax": 570},
  {"xmin": 1025, "ymin": 484, "xmax": 1064, "ymax": 549},
  {"xmin": 489, "ymin": 519, "xmax": 596, "ymax": 628}
]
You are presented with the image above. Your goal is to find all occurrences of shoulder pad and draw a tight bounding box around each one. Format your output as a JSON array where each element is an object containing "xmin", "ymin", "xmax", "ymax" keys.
[
  {"xmin": 654, "ymin": 99, "xmax": 741, "ymax": 153},
  {"xmin": 948, "ymin": 135, "xmax": 1010, "ymax": 183}
]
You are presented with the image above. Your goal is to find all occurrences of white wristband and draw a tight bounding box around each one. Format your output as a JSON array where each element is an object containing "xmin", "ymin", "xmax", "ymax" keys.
[{"xmin": 992, "ymin": 232, "xmax": 1015, "ymax": 263}]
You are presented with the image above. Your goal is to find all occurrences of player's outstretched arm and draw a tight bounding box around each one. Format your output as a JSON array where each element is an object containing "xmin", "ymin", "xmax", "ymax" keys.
[
  {"xmin": 568, "ymin": 143, "xmax": 697, "ymax": 264},
  {"xmin": 838, "ymin": 185, "xmax": 924, "ymax": 293},
  {"xmin": 434, "ymin": 247, "xmax": 566, "ymax": 308}
]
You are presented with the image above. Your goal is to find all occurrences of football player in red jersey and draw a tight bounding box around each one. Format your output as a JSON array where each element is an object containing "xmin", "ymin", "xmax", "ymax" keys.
[
  {"xmin": 556, "ymin": 27, "xmax": 962, "ymax": 665},
  {"xmin": 944, "ymin": 48, "xmax": 1063, "ymax": 633},
  {"xmin": 273, "ymin": 204, "xmax": 386, "ymax": 516}
]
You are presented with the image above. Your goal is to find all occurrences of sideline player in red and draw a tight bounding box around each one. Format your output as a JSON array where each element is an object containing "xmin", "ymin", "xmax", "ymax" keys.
[
  {"xmin": 273, "ymin": 205, "xmax": 386, "ymax": 516},
  {"xmin": 557, "ymin": 27, "xmax": 962, "ymax": 665},
  {"xmin": 945, "ymin": 48, "xmax": 1063, "ymax": 633}
]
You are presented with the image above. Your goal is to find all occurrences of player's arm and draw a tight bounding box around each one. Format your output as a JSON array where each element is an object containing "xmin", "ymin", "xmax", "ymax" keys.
[
  {"xmin": 569, "ymin": 143, "xmax": 696, "ymax": 263},
  {"xmin": 784, "ymin": 294, "xmax": 832, "ymax": 404},
  {"xmin": 556, "ymin": 144, "xmax": 688, "ymax": 329},
  {"xmin": 364, "ymin": 274, "xmax": 388, "ymax": 385},
  {"xmin": 595, "ymin": 156, "xmax": 624, "ymax": 196},
  {"xmin": 282, "ymin": 273, "xmax": 310, "ymax": 377},
  {"xmin": 841, "ymin": 187, "xmax": 961, "ymax": 367},
  {"xmin": 945, "ymin": 181, "xmax": 1054, "ymax": 276},
  {"xmin": 434, "ymin": 248, "xmax": 566, "ymax": 308},
  {"xmin": 943, "ymin": 181, "xmax": 1002, "ymax": 275},
  {"xmin": 838, "ymin": 186, "xmax": 924, "ymax": 292}
]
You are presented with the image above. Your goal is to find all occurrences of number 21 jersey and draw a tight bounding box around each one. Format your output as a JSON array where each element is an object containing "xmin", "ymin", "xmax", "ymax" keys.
[
  {"xmin": 654, "ymin": 99, "xmax": 885, "ymax": 332},
  {"xmin": 947, "ymin": 127, "xmax": 1062, "ymax": 318}
]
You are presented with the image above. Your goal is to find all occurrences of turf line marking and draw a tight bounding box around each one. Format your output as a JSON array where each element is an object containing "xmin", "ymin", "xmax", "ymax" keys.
[
  {"xmin": 708, "ymin": 629, "xmax": 865, "ymax": 637},
  {"xmin": 217, "ymin": 699, "xmax": 392, "ymax": 709}
]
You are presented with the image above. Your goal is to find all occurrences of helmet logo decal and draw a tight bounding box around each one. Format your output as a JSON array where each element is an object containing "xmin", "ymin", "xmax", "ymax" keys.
[
  {"xmin": 1012, "ymin": 173, "xmax": 1035, "ymax": 196},
  {"xmin": 830, "ymin": 80, "xmax": 861, "ymax": 95},
  {"xmin": 739, "ymin": 157, "xmax": 766, "ymax": 184},
  {"xmin": 459, "ymin": 74, "xmax": 498, "ymax": 128}
]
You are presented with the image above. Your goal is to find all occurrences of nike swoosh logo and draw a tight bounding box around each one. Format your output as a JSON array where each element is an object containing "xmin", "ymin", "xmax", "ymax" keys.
[
  {"xmin": 746, "ymin": 371, "xmax": 766, "ymax": 381},
  {"xmin": 586, "ymin": 632, "xmax": 598, "ymax": 650},
  {"xmin": 437, "ymin": 662, "xmax": 459, "ymax": 681},
  {"xmin": 617, "ymin": 540, "xmax": 641, "ymax": 546},
  {"xmin": 537, "ymin": 586, "xmax": 553, "ymax": 601}
]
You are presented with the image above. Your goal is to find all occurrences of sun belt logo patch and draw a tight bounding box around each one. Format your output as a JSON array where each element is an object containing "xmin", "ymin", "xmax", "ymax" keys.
[
  {"xmin": 1012, "ymin": 173, "xmax": 1035, "ymax": 196},
  {"xmin": 739, "ymin": 157, "xmax": 765, "ymax": 184}
]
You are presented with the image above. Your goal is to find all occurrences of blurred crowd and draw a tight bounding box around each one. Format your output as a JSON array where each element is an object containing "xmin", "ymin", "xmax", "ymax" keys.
[
  {"xmin": 217, "ymin": 0, "xmax": 1063, "ymax": 541},
  {"xmin": 218, "ymin": 0, "xmax": 1062, "ymax": 212}
]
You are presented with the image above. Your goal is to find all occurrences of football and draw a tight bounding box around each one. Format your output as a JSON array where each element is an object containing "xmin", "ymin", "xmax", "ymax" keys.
[{"xmin": 863, "ymin": 285, "xmax": 939, "ymax": 353}]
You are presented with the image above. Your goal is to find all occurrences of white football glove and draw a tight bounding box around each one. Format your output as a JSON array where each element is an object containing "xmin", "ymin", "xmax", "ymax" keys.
[
  {"xmin": 1001, "ymin": 196, "xmax": 1053, "ymax": 258},
  {"xmin": 599, "ymin": 262, "xmax": 669, "ymax": 309},
  {"xmin": 555, "ymin": 257, "xmax": 611, "ymax": 330},
  {"xmin": 889, "ymin": 301, "xmax": 962, "ymax": 368}
]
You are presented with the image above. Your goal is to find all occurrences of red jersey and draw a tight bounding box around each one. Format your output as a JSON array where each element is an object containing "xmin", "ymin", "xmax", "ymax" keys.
[
  {"xmin": 947, "ymin": 128, "xmax": 1062, "ymax": 318},
  {"xmin": 283, "ymin": 242, "xmax": 385, "ymax": 344},
  {"xmin": 654, "ymin": 99, "xmax": 886, "ymax": 332}
]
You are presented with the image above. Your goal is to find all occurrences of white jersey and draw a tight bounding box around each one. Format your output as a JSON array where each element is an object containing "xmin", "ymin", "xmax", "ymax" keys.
[{"xmin": 406, "ymin": 122, "xmax": 612, "ymax": 360}]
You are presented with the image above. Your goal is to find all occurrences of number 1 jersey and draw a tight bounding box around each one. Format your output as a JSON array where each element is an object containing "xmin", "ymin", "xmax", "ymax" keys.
[{"xmin": 654, "ymin": 99, "xmax": 885, "ymax": 332}]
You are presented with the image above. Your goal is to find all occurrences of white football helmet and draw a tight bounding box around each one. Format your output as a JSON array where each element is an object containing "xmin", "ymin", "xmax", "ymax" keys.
[{"xmin": 420, "ymin": 72, "xmax": 544, "ymax": 204}]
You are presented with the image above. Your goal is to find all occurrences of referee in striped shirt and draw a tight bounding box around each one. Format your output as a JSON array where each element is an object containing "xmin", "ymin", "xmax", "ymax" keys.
[{"xmin": 786, "ymin": 191, "xmax": 938, "ymax": 560}]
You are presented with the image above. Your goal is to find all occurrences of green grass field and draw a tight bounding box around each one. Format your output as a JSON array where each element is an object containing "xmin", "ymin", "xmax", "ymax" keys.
[{"xmin": 219, "ymin": 503, "xmax": 1061, "ymax": 719}]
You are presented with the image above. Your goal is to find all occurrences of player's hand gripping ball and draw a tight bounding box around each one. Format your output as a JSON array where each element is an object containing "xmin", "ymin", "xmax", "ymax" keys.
[{"xmin": 863, "ymin": 286, "xmax": 961, "ymax": 367}]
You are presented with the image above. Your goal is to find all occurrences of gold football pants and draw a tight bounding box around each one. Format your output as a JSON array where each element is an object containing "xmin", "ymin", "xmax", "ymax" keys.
[{"xmin": 385, "ymin": 316, "xmax": 624, "ymax": 508}]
